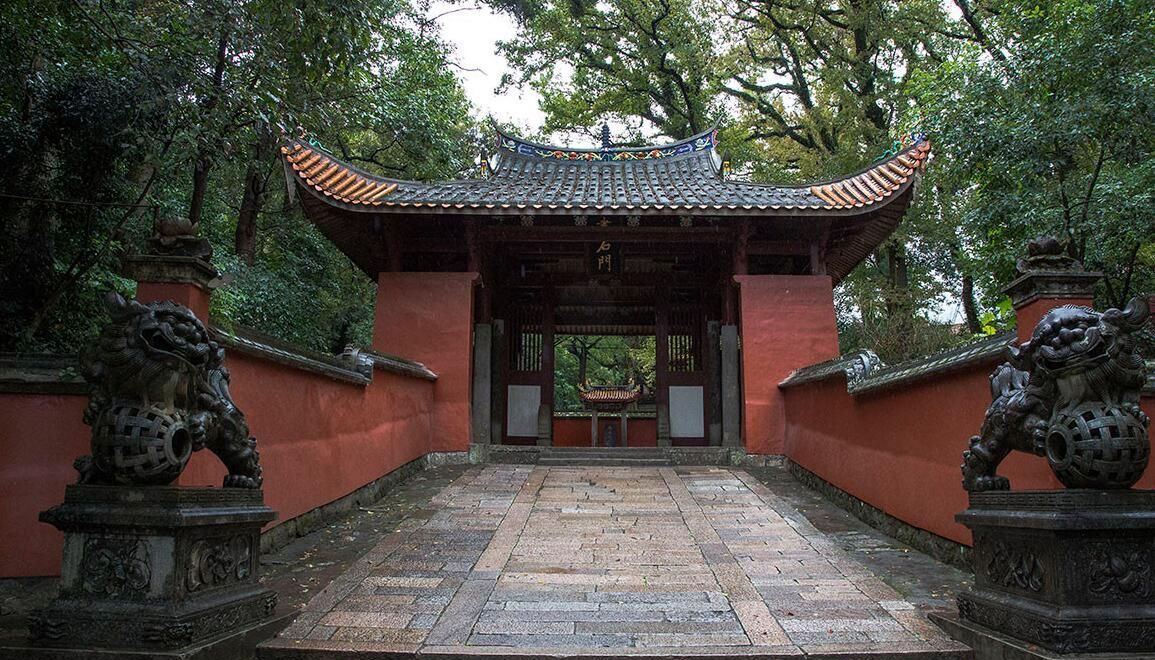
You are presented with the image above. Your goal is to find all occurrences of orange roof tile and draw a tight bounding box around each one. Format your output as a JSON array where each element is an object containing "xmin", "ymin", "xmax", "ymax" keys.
[
  {"xmin": 808, "ymin": 140, "xmax": 930, "ymax": 210},
  {"xmin": 578, "ymin": 385, "xmax": 642, "ymax": 405},
  {"xmin": 281, "ymin": 144, "xmax": 398, "ymax": 206}
]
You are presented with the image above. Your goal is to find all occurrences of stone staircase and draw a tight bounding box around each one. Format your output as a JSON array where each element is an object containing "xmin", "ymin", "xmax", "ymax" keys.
[{"xmin": 536, "ymin": 446, "xmax": 672, "ymax": 466}]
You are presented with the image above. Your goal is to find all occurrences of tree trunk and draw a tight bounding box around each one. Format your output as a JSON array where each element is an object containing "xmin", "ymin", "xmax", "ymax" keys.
[
  {"xmin": 187, "ymin": 25, "xmax": 230, "ymax": 227},
  {"xmin": 962, "ymin": 273, "xmax": 982, "ymax": 334},
  {"xmin": 884, "ymin": 242, "xmax": 910, "ymax": 316},
  {"xmin": 235, "ymin": 130, "xmax": 273, "ymax": 264},
  {"xmin": 188, "ymin": 156, "xmax": 210, "ymax": 227},
  {"xmin": 577, "ymin": 349, "xmax": 589, "ymax": 384}
]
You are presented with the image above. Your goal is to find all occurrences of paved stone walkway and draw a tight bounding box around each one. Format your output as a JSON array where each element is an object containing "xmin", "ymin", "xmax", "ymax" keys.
[{"xmin": 261, "ymin": 465, "xmax": 968, "ymax": 658}]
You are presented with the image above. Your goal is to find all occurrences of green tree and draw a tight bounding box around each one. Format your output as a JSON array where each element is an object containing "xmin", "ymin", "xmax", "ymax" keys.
[
  {"xmin": 491, "ymin": 0, "xmax": 723, "ymax": 142},
  {"xmin": 493, "ymin": 0, "xmax": 995, "ymax": 360},
  {"xmin": 0, "ymin": 0, "xmax": 474, "ymax": 352},
  {"xmin": 913, "ymin": 0, "xmax": 1155, "ymax": 310},
  {"xmin": 554, "ymin": 335, "xmax": 656, "ymax": 412}
]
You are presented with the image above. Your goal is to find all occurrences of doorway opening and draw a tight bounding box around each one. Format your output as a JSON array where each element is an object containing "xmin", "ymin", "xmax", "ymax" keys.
[{"xmin": 554, "ymin": 335, "xmax": 656, "ymax": 447}]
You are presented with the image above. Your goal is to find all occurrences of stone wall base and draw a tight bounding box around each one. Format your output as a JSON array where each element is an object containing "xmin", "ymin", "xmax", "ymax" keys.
[
  {"xmin": 480, "ymin": 445, "xmax": 763, "ymax": 466},
  {"xmin": 259, "ymin": 451, "xmax": 469, "ymax": 554},
  {"xmin": 787, "ymin": 460, "xmax": 971, "ymax": 569}
]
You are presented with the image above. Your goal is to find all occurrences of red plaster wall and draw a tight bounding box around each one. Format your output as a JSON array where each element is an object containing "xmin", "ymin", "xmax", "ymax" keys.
[
  {"xmin": 135, "ymin": 281, "xmax": 211, "ymax": 321},
  {"xmin": 176, "ymin": 353, "xmax": 434, "ymax": 526},
  {"xmin": 783, "ymin": 367, "xmax": 1155, "ymax": 545},
  {"xmin": 737, "ymin": 275, "xmax": 840, "ymax": 455},
  {"xmin": 0, "ymin": 394, "xmax": 89, "ymax": 577},
  {"xmin": 373, "ymin": 272, "xmax": 477, "ymax": 453},
  {"xmin": 1014, "ymin": 297, "xmax": 1094, "ymax": 343},
  {"xmin": 0, "ymin": 351, "xmax": 435, "ymax": 577},
  {"xmin": 552, "ymin": 417, "xmax": 658, "ymax": 447}
]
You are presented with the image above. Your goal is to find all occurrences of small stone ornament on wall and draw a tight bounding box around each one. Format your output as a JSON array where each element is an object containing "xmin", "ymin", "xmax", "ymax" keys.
[
  {"xmin": 961, "ymin": 295, "xmax": 1150, "ymax": 491},
  {"xmin": 76, "ymin": 292, "xmax": 263, "ymax": 488}
]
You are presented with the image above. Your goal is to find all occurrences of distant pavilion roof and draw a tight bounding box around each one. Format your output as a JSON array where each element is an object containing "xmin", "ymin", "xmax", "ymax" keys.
[{"xmin": 578, "ymin": 384, "xmax": 642, "ymax": 406}]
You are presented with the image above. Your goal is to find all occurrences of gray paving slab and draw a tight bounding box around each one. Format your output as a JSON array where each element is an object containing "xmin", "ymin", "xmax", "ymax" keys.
[{"xmin": 259, "ymin": 464, "xmax": 970, "ymax": 659}]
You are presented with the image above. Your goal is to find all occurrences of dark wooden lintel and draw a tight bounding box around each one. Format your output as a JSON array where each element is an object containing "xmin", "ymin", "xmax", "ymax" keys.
[
  {"xmin": 746, "ymin": 240, "xmax": 809, "ymax": 256},
  {"xmin": 480, "ymin": 226, "xmax": 736, "ymax": 244},
  {"xmin": 501, "ymin": 272, "xmax": 714, "ymax": 288}
]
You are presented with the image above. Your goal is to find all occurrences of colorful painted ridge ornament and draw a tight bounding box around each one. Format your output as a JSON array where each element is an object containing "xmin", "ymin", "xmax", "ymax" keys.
[
  {"xmin": 76, "ymin": 292, "xmax": 263, "ymax": 488},
  {"xmin": 962, "ymin": 295, "xmax": 1150, "ymax": 491}
]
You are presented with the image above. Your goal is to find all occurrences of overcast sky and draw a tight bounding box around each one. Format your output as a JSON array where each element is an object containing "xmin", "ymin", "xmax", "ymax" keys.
[{"xmin": 430, "ymin": 1, "xmax": 546, "ymax": 133}]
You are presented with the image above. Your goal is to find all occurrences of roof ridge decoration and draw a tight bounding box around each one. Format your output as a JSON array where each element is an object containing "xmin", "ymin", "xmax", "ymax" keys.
[
  {"xmin": 498, "ymin": 128, "xmax": 718, "ymax": 162},
  {"xmin": 873, "ymin": 132, "xmax": 928, "ymax": 162}
]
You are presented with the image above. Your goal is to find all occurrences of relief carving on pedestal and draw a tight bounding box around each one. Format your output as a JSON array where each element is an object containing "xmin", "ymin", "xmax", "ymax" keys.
[
  {"xmin": 81, "ymin": 538, "xmax": 152, "ymax": 598},
  {"xmin": 986, "ymin": 540, "xmax": 1044, "ymax": 592},
  {"xmin": 187, "ymin": 536, "xmax": 252, "ymax": 592},
  {"xmin": 1086, "ymin": 544, "xmax": 1152, "ymax": 598}
]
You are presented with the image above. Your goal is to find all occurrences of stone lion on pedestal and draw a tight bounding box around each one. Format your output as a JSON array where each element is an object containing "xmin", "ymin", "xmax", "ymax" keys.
[
  {"xmin": 76, "ymin": 292, "xmax": 263, "ymax": 488},
  {"xmin": 962, "ymin": 296, "xmax": 1150, "ymax": 491}
]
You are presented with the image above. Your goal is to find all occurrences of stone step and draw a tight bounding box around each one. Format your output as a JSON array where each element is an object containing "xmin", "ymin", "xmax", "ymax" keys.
[
  {"xmin": 537, "ymin": 457, "xmax": 672, "ymax": 466},
  {"xmin": 539, "ymin": 454, "xmax": 668, "ymax": 461},
  {"xmin": 541, "ymin": 447, "xmax": 665, "ymax": 456}
]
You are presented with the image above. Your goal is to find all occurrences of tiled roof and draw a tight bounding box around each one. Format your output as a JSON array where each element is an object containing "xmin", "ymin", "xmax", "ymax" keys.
[
  {"xmin": 282, "ymin": 130, "xmax": 930, "ymax": 214},
  {"xmin": 779, "ymin": 333, "xmax": 1014, "ymax": 396},
  {"xmin": 809, "ymin": 141, "xmax": 931, "ymax": 210},
  {"xmin": 578, "ymin": 384, "xmax": 641, "ymax": 405}
]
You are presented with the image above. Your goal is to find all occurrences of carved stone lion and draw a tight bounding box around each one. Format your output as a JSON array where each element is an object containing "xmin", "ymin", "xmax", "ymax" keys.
[
  {"xmin": 962, "ymin": 297, "xmax": 1150, "ymax": 491},
  {"xmin": 76, "ymin": 293, "xmax": 263, "ymax": 488}
]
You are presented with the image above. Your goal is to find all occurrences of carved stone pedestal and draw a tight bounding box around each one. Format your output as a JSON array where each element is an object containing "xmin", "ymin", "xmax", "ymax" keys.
[
  {"xmin": 954, "ymin": 490, "xmax": 1155, "ymax": 655},
  {"xmin": 26, "ymin": 486, "xmax": 279, "ymax": 658}
]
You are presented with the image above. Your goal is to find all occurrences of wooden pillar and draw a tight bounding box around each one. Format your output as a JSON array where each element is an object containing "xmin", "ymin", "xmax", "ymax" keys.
[
  {"xmin": 655, "ymin": 287, "xmax": 671, "ymax": 447},
  {"xmin": 590, "ymin": 410, "xmax": 599, "ymax": 447},
  {"xmin": 721, "ymin": 324, "xmax": 742, "ymax": 448},
  {"xmin": 733, "ymin": 220, "xmax": 750, "ymax": 276},
  {"xmin": 467, "ymin": 219, "xmax": 493, "ymax": 322},
  {"xmin": 471, "ymin": 323, "xmax": 492, "ymax": 446},
  {"xmin": 620, "ymin": 410, "xmax": 628, "ymax": 447},
  {"xmin": 809, "ymin": 242, "xmax": 827, "ymax": 276},
  {"xmin": 490, "ymin": 319, "xmax": 506, "ymax": 444},
  {"xmin": 706, "ymin": 320, "xmax": 723, "ymax": 446},
  {"xmin": 539, "ymin": 287, "xmax": 556, "ymax": 446}
]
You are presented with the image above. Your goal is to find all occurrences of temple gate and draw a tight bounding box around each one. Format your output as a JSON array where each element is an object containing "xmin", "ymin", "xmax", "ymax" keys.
[{"xmin": 283, "ymin": 128, "xmax": 931, "ymax": 455}]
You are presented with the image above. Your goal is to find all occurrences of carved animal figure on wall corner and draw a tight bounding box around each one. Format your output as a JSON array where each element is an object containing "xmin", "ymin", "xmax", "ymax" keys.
[
  {"xmin": 962, "ymin": 296, "xmax": 1150, "ymax": 491},
  {"xmin": 75, "ymin": 292, "xmax": 263, "ymax": 488}
]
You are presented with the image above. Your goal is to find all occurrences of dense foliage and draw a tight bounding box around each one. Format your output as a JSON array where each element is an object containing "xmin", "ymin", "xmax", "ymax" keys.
[
  {"xmin": 0, "ymin": 0, "xmax": 472, "ymax": 353},
  {"xmin": 491, "ymin": 0, "xmax": 1154, "ymax": 363},
  {"xmin": 2, "ymin": 0, "xmax": 1151, "ymax": 366}
]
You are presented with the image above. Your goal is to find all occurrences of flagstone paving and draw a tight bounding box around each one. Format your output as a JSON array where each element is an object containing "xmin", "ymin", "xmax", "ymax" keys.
[{"xmin": 260, "ymin": 465, "xmax": 969, "ymax": 658}]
